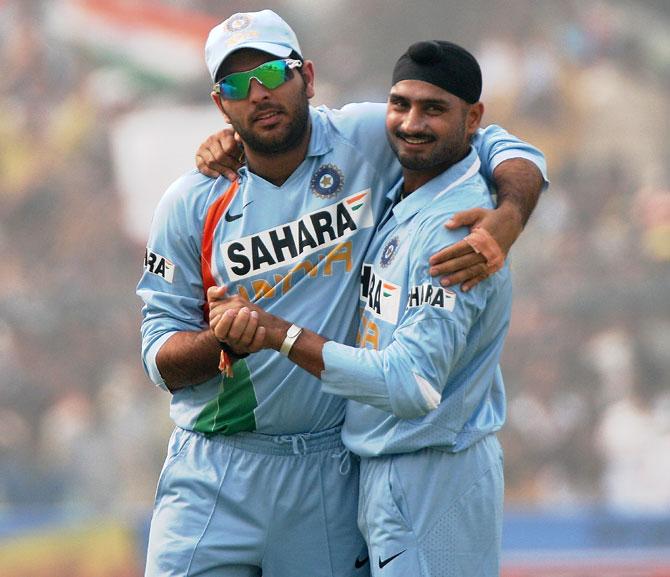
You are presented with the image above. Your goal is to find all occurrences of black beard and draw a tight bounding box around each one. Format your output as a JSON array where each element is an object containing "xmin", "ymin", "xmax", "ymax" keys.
[
  {"xmin": 388, "ymin": 114, "xmax": 469, "ymax": 172},
  {"xmin": 396, "ymin": 145, "xmax": 466, "ymax": 171},
  {"xmin": 234, "ymin": 90, "xmax": 310, "ymax": 155}
]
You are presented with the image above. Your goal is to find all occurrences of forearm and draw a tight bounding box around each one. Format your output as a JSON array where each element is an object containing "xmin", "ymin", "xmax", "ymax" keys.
[
  {"xmin": 321, "ymin": 340, "xmax": 437, "ymax": 418},
  {"xmin": 492, "ymin": 158, "xmax": 543, "ymax": 227},
  {"xmin": 262, "ymin": 320, "xmax": 328, "ymax": 378},
  {"xmin": 155, "ymin": 329, "xmax": 222, "ymax": 391}
]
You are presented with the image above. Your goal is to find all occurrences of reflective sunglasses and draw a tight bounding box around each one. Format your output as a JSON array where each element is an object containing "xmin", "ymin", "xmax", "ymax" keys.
[{"xmin": 214, "ymin": 59, "xmax": 303, "ymax": 100}]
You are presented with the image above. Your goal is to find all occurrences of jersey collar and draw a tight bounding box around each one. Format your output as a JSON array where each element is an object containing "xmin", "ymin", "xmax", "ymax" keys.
[
  {"xmin": 390, "ymin": 146, "xmax": 481, "ymax": 225},
  {"xmin": 306, "ymin": 106, "xmax": 334, "ymax": 157}
]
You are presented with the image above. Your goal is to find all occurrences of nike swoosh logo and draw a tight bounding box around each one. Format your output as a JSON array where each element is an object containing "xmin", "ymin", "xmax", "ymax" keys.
[
  {"xmin": 224, "ymin": 201, "xmax": 253, "ymax": 222},
  {"xmin": 378, "ymin": 549, "xmax": 406, "ymax": 569},
  {"xmin": 354, "ymin": 555, "xmax": 369, "ymax": 569}
]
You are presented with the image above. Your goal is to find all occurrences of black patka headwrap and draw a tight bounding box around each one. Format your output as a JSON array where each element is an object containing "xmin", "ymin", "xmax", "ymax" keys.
[{"xmin": 392, "ymin": 40, "xmax": 482, "ymax": 104}]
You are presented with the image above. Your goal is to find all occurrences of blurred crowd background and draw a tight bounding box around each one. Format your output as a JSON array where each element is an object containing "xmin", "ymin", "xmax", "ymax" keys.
[{"xmin": 1, "ymin": 0, "xmax": 669, "ymax": 569}]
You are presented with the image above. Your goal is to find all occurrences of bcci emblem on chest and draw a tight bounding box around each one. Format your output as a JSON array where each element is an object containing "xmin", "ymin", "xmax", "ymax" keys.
[
  {"xmin": 380, "ymin": 236, "xmax": 400, "ymax": 268},
  {"xmin": 311, "ymin": 164, "xmax": 344, "ymax": 199}
]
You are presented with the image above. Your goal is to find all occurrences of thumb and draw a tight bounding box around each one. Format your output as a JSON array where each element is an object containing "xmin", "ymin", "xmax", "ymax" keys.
[
  {"xmin": 445, "ymin": 207, "xmax": 487, "ymax": 230},
  {"xmin": 207, "ymin": 285, "xmax": 229, "ymax": 302}
]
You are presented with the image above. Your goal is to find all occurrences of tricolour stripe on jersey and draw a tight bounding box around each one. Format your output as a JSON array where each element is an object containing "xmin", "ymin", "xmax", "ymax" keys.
[
  {"xmin": 198, "ymin": 179, "xmax": 258, "ymax": 435},
  {"xmin": 193, "ymin": 359, "xmax": 257, "ymax": 436},
  {"xmin": 200, "ymin": 180, "xmax": 239, "ymax": 319}
]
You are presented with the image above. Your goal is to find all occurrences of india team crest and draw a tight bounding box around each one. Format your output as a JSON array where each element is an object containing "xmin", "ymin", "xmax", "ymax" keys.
[
  {"xmin": 380, "ymin": 236, "xmax": 399, "ymax": 268},
  {"xmin": 226, "ymin": 14, "xmax": 251, "ymax": 32},
  {"xmin": 311, "ymin": 164, "xmax": 344, "ymax": 198}
]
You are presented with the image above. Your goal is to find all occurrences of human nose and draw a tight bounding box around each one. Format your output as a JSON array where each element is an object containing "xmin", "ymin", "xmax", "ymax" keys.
[
  {"xmin": 247, "ymin": 78, "xmax": 272, "ymax": 102},
  {"xmin": 400, "ymin": 105, "xmax": 425, "ymax": 133}
]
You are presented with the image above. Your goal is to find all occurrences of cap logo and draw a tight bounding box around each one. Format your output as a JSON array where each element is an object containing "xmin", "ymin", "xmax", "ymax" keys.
[
  {"xmin": 311, "ymin": 164, "xmax": 344, "ymax": 198},
  {"xmin": 224, "ymin": 30, "xmax": 259, "ymax": 47},
  {"xmin": 226, "ymin": 14, "xmax": 251, "ymax": 32}
]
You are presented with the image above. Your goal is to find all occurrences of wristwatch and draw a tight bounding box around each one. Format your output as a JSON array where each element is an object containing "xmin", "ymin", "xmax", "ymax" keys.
[{"xmin": 280, "ymin": 324, "xmax": 303, "ymax": 357}]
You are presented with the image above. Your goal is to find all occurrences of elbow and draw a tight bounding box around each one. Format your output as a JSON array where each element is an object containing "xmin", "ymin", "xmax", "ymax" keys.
[
  {"xmin": 141, "ymin": 336, "xmax": 174, "ymax": 392},
  {"xmin": 392, "ymin": 404, "xmax": 432, "ymax": 420},
  {"xmin": 388, "ymin": 372, "xmax": 441, "ymax": 419}
]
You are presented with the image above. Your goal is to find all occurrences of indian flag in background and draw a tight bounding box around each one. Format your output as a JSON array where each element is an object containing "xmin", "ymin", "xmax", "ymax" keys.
[{"xmin": 47, "ymin": 0, "xmax": 217, "ymax": 83}]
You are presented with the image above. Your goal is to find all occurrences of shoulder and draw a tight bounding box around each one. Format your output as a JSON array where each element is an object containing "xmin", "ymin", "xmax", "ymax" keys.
[
  {"xmin": 313, "ymin": 102, "xmax": 387, "ymax": 148},
  {"xmin": 420, "ymin": 175, "xmax": 491, "ymax": 229},
  {"xmin": 159, "ymin": 169, "xmax": 224, "ymax": 208},
  {"xmin": 153, "ymin": 169, "xmax": 236, "ymax": 226},
  {"xmin": 312, "ymin": 102, "xmax": 397, "ymax": 182},
  {"xmin": 405, "ymin": 178, "xmax": 490, "ymax": 266},
  {"xmin": 318, "ymin": 102, "xmax": 386, "ymax": 126}
]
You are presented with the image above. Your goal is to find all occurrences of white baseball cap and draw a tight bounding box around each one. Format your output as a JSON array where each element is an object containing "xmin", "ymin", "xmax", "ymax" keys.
[{"xmin": 205, "ymin": 10, "xmax": 303, "ymax": 82}]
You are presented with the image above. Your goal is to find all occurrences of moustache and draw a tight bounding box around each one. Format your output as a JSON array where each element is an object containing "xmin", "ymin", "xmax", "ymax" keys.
[
  {"xmin": 250, "ymin": 102, "xmax": 286, "ymax": 121},
  {"xmin": 394, "ymin": 130, "xmax": 436, "ymax": 143}
]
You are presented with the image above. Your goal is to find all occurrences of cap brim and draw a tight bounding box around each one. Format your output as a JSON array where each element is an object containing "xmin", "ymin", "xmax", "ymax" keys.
[
  {"xmin": 212, "ymin": 42, "xmax": 295, "ymax": 81},
  {"xmin": 232, "ymin": 42, "xmax": 294, "ymax": 59}
]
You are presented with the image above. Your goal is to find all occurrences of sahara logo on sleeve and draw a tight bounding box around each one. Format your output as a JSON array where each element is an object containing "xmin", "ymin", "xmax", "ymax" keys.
[
  {"xmin": 360, "ymin": 264, "xmax": 401, "ymax": 324},
  {"xmin": 144, "ymin": 248, "xmax": 175, "ymax": 283},
  {"xmin": 407, "ymin": 284, "xmax": 456, "ymax": 311}
]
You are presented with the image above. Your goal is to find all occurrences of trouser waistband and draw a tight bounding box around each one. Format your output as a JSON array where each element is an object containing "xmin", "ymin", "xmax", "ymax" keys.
[{"xmin": 190, "ymin": 425, "xmax": 345, "ymax": 456}]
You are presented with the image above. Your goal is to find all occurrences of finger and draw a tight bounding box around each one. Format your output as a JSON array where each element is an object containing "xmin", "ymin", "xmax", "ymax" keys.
[
  {"xmin": 213, "ymin": 307, "xmax": 237, "ymax": 341},
  {"xmin": 222, "ymin": 167, "xmax": 239, "ymax": 182},
  {"xmin": 444, "ymin": 207, "xmax": 487, "ymax": 229},
  {"xmin": 207, "ymin": 285, "xmax": 228, "ymax": 310},
  {"xmin": 248, "ymin": 325, "xmax": 266, "ymax": 352},
  {"xmin": 208, "ymin": 160, "xmax": 236, "ymax": 180},
  {"xmin": 428, "ymin": 239, "xmax": 476, "ymax": 270},
  {"xmin": 207, "ymin": 285, "xmax": 229, "ymax": 302},
  {"xmin": 208, "ymin": 289, "xmax": 232, "ymax": 314},
  {"xmin": 439, "ymin": 261, "xmax": 489, "ymax": 288},
  {"xmin": 461, "ymin": 272, "xmax": 489, "ymax": 292},
  {"xmin": 432, "ymin": 252, "xmax": 485, "ymax": 277},
  {"xmin": 208, "ymin": 137, "xmax": 226, "ymax": 162},
  {"xmin": 238, "ymin": 310, "xmax": 259, "ymax": 347},
  {"xmin": 227, "ymin": 307, "xmax": 251, "ymax": 341},
  {"xmin": 209, "ymin": 309, "xmax": 222, "ymax": 328},
  {"xmin": 196, "ymin": 155, "xmax": 222, "ymax": 178},
  {"xmin": 216, "ymin": 132, "xmax": 243, "ymax": 162}
]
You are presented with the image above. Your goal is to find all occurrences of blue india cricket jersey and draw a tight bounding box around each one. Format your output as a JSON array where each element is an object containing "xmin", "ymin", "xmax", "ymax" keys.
[
  {"xmin": 321, "ymin": 147, "xmax": 513, "ymax": 456},
  {"xmin": 137, "ymin": 103, "xmax": 544, "ymax": 436}
]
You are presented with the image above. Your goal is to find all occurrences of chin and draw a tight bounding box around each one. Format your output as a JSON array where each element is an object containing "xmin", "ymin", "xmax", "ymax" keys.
[{"xmin": 398, "ymin": 154, "xmax": 430, "ymax": 171}]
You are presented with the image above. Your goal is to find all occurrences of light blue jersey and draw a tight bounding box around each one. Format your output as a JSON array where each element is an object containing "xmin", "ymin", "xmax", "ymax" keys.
[
  {"xmin": 321, "ymin": 147, "xmax": 513, "ymax": 456},
  {"xmin": 137, "ymin": 104, "xmax": 542, "ymax": 437}
]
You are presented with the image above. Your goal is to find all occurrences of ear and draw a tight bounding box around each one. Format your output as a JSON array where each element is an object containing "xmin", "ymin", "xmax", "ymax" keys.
[
  {"xmin": 301, "ymin": 60, "xmax": 316, "ymax": 99},
  {"xmin": 211, "ymin": 92, "xmax": 231, "ymax": 124},
  {"xmin": 465, "ymin": 102, "xmax": 484, "ymax": 136}
]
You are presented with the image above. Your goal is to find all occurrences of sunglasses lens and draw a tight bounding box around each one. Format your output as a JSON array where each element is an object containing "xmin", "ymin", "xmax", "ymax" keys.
[
  {"xmin": 255, "ymin": 60, "xmax": 288, "ymax": 90},
  {"xmin": 217, "ymin": 60, "xmax": 291, "ymax": 100},
  {"xmin": 219, "ymin": 73, "xmax": 252, "ymax": 99}
]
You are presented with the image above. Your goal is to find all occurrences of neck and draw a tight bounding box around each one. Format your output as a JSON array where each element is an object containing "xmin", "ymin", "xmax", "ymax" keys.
[
  {"xmin": 244, "ymin": 124, "xmax": 311, "ymax": 187},
  {"xmin": 401, "ymin": 146, "xmax": 470, "ymax": 197},
  {"xmin": 401, "ymin": 166, "xmax": 445, "ymax": 197}
]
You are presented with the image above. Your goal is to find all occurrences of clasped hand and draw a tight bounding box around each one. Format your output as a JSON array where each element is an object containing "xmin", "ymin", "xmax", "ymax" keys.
[{"xmin": 207, "ymin": 286, "xmax": 287, "ymax": 355}]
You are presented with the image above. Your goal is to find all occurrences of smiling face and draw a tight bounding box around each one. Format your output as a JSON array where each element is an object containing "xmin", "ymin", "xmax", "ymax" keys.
[
  {"xmin": 386, "ymin": 79, "xmax": 483, "ymax": 192},
  {"xmin": 211, "ymin": 49, "xmax": 315, "ymax": 155}
]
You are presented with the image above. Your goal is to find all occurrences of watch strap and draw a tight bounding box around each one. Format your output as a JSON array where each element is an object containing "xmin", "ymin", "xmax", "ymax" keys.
[{"xmin": 280, "ymin": 324, "xmax": 303, "ymax": 357}]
